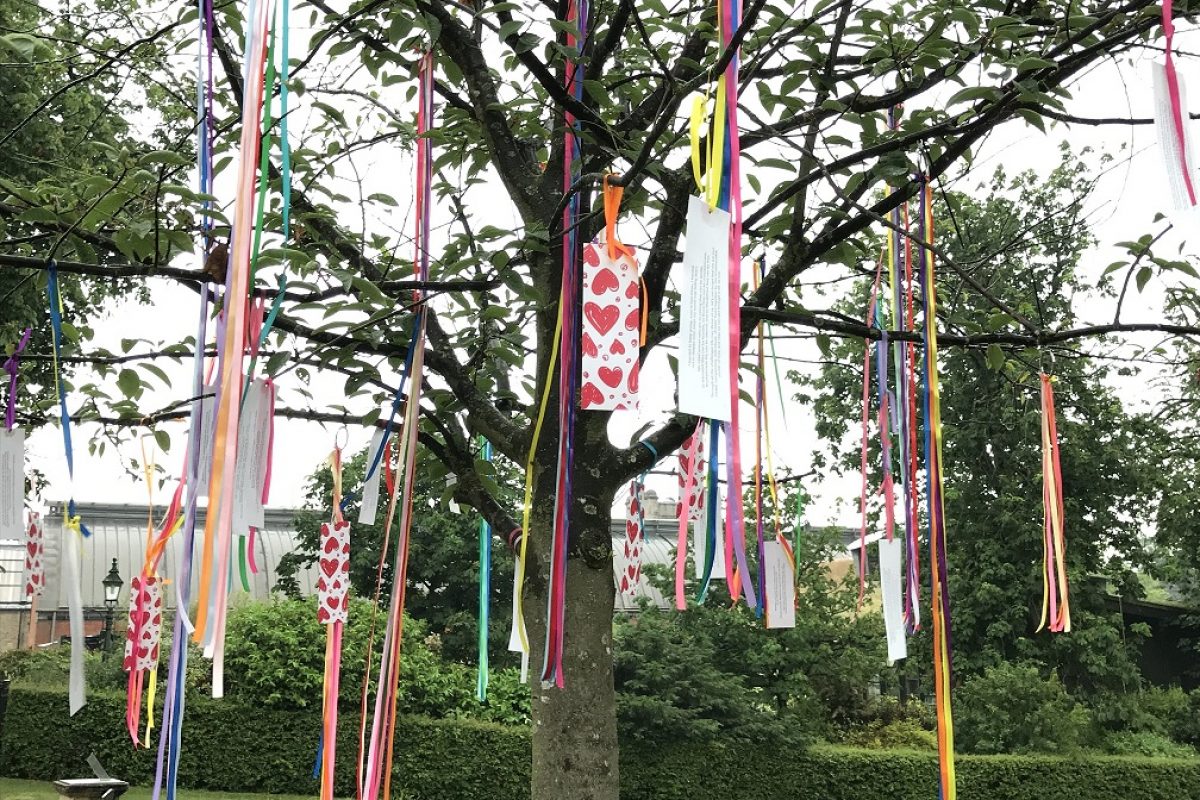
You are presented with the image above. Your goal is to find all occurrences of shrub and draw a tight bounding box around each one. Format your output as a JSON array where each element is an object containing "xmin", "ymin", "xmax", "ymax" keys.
[
  {"xmin": 0, "ymin": 647, "xmax": 127, "ymax": 693},
  {"xmin": 3, "ymin": 689, "xmax": 1200, "ymax": 800},
  {"xmin": 955, "ymin": 662, "xmax": 1091, "ymax": 754},
  {"xmin": 842, "ymin": 719, "xmax": 937, "ymax": 751},
  {"xmin": 1101, "ymin": 731, "xmax": 1198, "ymax": 759}
]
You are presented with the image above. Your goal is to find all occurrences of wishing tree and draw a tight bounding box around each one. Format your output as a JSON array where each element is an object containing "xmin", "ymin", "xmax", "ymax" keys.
[{"xmin": 6, "ymin": 1, "xmax": 1200, "ymax": 799}]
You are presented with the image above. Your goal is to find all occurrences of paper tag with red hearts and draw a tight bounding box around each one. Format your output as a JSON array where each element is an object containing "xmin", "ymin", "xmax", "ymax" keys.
[
  {"xmin": 580, "ymin": 234, "xmax": 640, "ymax": 411},
  {"xmin": 22, "ymin": 511, "xmax": 44, "ymax": 598},
  {"xmin": 122, "ymin": 576, "xmax": 163, "ymax": 673},
  {"xmin": 317, "ymin": 520, "xmax": 351, "ymax": 625},
  {"xmin": 675, "ymin": 428, "xmax": 706, "ymax": 523},
  {"xmin": 619, "ymin": 477, "xmax": 645, "ymax": 595}
]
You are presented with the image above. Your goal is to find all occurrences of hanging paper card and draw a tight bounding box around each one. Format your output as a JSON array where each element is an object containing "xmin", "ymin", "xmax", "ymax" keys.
[
  {"xmin": 195, "ymin": 384, "xmax": 217, "ymax": 496},
  {"xmin": 580, "ymin": 235, "xmax": 640, "ymax": 410},
  {"xmin": 675, "ymin": 430, "xmax": 706, "ymax": 522},
  {"xmin": 123, "ymin": 576, "xmax": 164, "ymax": 672},
  {"xmin": 234, "ymin": 380, "xmax": 273, "ymax": 529},
  {"xmin": 619, "ymin": 478, "xmax": 644, "ymax": 595},
  {"xmin": 63, "ymin": 523, "xmax": 85, "ymax": 714},
  {"xmin": 0, "ymin": 427, "xmax": 23, "ymax": 539},
  {"xmin": 878, "ymin": 537, "xmax": 907, "ymax": 663},
  {"xmin": 679, "ymin": 196, "xmax": 732, "ymax": 420},
  {"xmin": 317, "ymin": 521, "xmax": 350, "ymax": 625},
  {"xmin": 1153, "ymin": 62, "xmax": 1198, "ymax": 210},
  {"xmin": 22, "ymin": 511, "xmax": 44, "ymax": 597},
  {"xmin": 358, "ymin": 429, "xmax": 386, "ymax": 525},
  {"xmin": 763, "ymin": 540, "xmax": 795, "ymax": 629}
]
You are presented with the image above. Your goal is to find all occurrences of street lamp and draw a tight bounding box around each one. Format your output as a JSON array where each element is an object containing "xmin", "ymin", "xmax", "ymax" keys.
[{"xmin": 101, "ymin": 559, "xmax": 123, "ymax": 652}]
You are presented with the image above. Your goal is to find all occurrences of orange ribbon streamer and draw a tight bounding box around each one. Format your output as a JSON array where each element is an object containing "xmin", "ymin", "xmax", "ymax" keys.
[{"xmin": 1037, "ymin": 372, "xmax": 1070, "ymax": 633}]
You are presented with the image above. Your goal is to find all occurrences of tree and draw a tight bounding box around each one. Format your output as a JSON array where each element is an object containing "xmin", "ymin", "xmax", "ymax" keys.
[
  {"xmin": 6, "ymin": 1, "xmax": 1200, "ymax": 797},
  {"xmin": 804, "ymin": 152, "xmax": 1164, "ymax": 694}
]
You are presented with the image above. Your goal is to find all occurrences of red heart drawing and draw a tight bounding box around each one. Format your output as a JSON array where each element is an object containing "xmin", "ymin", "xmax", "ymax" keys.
[
  {"xmin": 592, "ymin": 269, "xmax": 618, "ymax": 295},
  {"xmin": 582, "ymin": 333, "xmax": 598, "ymax": 357},
  {"xmin": 580, "ymin": 383, "xmax": 604, "ymax": 407},
  {"xmin": 585, "ymin": 302, "xmax": 619, "ymax": 335},
  {"xmin": 625, "ymin": 281, "xmax": 639, "ymax": 299},
  {"xmin": 629, "ymin": 362, "xmax": 640, "ymax": 393},
  {"xmin": 323, "ymin": 536, "xmax": 338, "ymax": 554},
  {"xmin": 583, "ymin": 245, "xmax": 600, "ymax": 267},
  {"xmin": 611, "ymin": 339, "xmax": 626, "ymax": 355},
  {"xmin": 624, "ymin": 308, "xmax": 640, "ymax": 331},
  {"xmin": 598, "ymin": 367, "xmax": 623, "ymax": 388},
  {"xmin": 320, "ymin": 558, "xmax": 339, "ymax": 578},
  {"xmin": 342, "ymin": 542, "xmax": 350, "ymax": 555},
  {"xmin": 26, "ymin": 540, "xmax": 37, "ymax": 556}
]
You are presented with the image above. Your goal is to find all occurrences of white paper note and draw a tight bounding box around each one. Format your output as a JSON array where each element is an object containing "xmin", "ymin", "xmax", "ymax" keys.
[
  {"xmin": 358, "ymin": 429, "xmax": 387, "ymax": 525},
  {"xmin": 679, "ymin": 196, "xmax": 732, "ymax": 421},
  {"xmin": 233, "ymin": 380, "xmax": 272, "ymax": 529},
  {"xmin": 195, "ymin": 384, "xmax": 217, "ymax": 497},
  {"xmin": 763, "ymin": 540, "xmax": 796, "ymax": 629},
  {"xmin": 64, "ymin": 524, "xmax": 86, "ymax": 714},
  {"xmin": 0, "ymin": 428, "xmax": 24, "ymax": 540},
  {"xmin": 1153, "ymin": 62, "xmax": 1199, "ymax": 211},
  {"xmin": 879, "ymin": 537, "xmax": 908, "ymax": 664}
]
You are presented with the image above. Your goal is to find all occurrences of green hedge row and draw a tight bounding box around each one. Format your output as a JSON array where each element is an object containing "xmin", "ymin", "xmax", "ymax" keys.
[{"xmin": 3, "ymin": 688, "xmax": 1199, "ymax": 800}]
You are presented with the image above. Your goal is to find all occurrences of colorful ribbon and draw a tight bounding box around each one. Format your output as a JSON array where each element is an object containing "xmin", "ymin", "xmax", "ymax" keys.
[
  {"xmin": 1037, "ymin": 373, "xmax": 1070, "ymax": 633},
  {"xmin": 477, "ymin": 437, "xmax": 492, "ymax": 701},
  {"xmin": 918, "ymin": 175, "xmax": 956, "ymax": 800}
]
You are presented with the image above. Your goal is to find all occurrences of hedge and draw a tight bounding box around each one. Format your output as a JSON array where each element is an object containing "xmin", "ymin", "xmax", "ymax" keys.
[{"xmin": 3, "ymin": 688, "xmax": 1199, "ymax": 800}]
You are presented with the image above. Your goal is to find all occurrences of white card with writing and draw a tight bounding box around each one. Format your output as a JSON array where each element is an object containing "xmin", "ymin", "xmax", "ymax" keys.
[
  {"xmin": 358, "ymin": 429, "xmax": 387, "ymax": 525},
  {"xmin": 763, "ymin": 540, "xmax": 796, "ymax": 629},
  {"xmin": 879, "ymin": 537, "xmax": 908, "ymax": 664},
  {"xmin": 195, "ymin": 385, "xmax": 217, "ymax": 497},
  {"xmin": 679, "ymin": 196, "xmax": 732, "ymax": 421},
  {"xmin": 233, "ymin": 379, "xmax": 272, "ymax": 529},
  {"xmin": 0, "ymin": 428, "xmax": 23, "ymax": 540},
  {"xmin": 1153, "ymin": 63, "xmax": 1199, "ymax": 211}
]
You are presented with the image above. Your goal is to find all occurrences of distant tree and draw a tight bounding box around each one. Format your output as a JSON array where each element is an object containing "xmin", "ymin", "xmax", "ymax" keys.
[{"xmin": 804, "ymin": 151, "xmax": 1161, "ymax": 694}]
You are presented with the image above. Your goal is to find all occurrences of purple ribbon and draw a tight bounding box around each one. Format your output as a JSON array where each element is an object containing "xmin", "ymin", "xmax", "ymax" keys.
[{"xmin": 4, "ymin": 328, "xmax": 32, "ymax": 431}]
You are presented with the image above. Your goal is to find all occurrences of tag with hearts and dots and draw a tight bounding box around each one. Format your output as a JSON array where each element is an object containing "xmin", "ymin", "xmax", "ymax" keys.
[
  {"xmin": 123, "ymin": 576, "xmax": 163, "ymax": 673},
  {"xmin": 317, "ymin": 520, "xmax": 351, "ymax": 625},
  {"xmin": 580, "ymin": 234, "xmax": 640, "ymax": 411}
]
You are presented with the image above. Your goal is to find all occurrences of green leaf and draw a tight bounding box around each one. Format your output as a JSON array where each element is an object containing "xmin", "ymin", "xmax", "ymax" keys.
[
  {"xmin": 117, "ymin": 368, "xmax": 142, "ymax": 398},
  {"xmin": 985, "ymin": 344, "xmax": 1005, "ymax": 371},
  {"xmin": 1135, "ymin": 266, "xmax": 1152, "ymax": 293},
  {"xmin": 154, "ymin": 430, "xmax": 171, "ymax": 453}
]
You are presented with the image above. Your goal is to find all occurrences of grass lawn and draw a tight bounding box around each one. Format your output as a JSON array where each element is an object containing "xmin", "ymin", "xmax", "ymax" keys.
[{"xmin": 0, "ymin": 778, "xmax": 317, "ymax": 800}]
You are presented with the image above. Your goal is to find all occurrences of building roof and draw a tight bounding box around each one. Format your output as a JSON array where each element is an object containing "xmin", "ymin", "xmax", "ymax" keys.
[{"xmin": 0, "ymin": 503, "xmax": 318, "ymax": 611}]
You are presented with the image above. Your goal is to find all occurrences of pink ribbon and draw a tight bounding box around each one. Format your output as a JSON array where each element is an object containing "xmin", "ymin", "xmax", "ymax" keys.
[
  {"xmin": 1164, "ymin": 0, "xmax": 1197, "ymax": 204},
  {"xmin": 674, "ymin": 425, "xmax": 703, "ymax": 609}
]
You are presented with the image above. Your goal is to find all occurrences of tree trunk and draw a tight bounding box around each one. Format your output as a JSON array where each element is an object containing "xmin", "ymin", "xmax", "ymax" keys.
[{"xmin": 527, "ymin": 484, "xmax": 619, "ymax": 800}]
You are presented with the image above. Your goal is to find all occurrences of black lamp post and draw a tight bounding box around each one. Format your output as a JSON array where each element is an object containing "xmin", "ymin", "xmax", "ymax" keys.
[{"xmin": 101, "ymin": 558, "xmax": 123, "ymax": 652}]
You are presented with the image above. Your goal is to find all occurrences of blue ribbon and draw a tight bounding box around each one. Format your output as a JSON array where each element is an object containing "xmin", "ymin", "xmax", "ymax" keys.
[{"xmin": 46, "ymin": 263, "xmax": 90, "ymax": 537}]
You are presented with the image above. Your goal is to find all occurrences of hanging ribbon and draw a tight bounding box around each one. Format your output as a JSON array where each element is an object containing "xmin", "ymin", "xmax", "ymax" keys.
[
  {"xmin": 918, "ymin": 175, "xmax": 956, "ymax": 800},
  {"xmin": 673, "ymin": 422, "xmax": 704, "ymax": 609},
  {"xmin": 4, "ymin": 327, "xmax": 31, "ymax": 431},
  {"xmin": 47, "ymin": 262, "xmax": 92, "ymax": 716},
  {"xmin": 359, "ymin": 49, "xmax": 435, "ymax": 800},
  {"xmin": 152, "ymin": 0, "xmax": 218, "ymax": 792},
  {"xmin": 858, "ymin": 251, "xmax": 885, "ymax": 608},
  {"xmin": 317, "ymin": 447, "xmax": 350, "ymax": 800},
  {"xmin": 540, "ymin": 0, "xmax": 589, "ymax": 688},
  {"xmin": 1037, "ymin": 373, "xmax": 1070, "ymax": 633},
  {"xmin": 477, "ymin": 437, "xmax": 492, "ymax": 701},
  {"xmin": 190, "ymin": 0, "xmax": 274, "ymax": 711}
]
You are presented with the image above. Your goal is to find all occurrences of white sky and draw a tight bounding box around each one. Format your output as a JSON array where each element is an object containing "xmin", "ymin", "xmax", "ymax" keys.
[{"xmin": 21, "ymin": 19, "xmax": 1200, "ymax": 533}]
